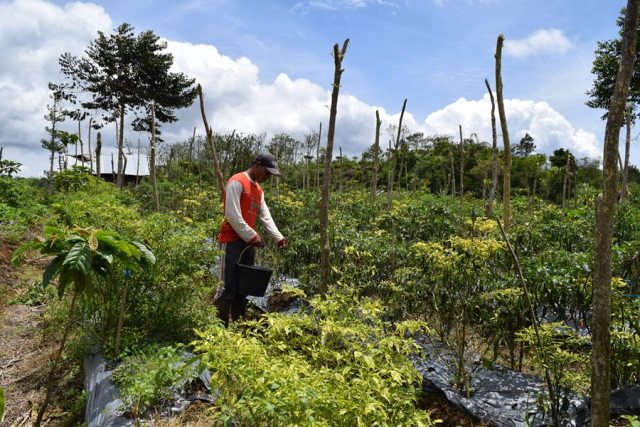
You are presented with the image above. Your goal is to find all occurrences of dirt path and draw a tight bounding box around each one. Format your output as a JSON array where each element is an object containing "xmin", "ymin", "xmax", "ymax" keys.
[{"xmin": 0, "ymin": 242, "xmax": 52, "ymax": 426}]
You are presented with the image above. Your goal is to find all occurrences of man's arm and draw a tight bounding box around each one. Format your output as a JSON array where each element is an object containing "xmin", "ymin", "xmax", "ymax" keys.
[
  {"xmin": 258, "ymin": 193, "xmax": 284, "ymax": 242},
  {"xmin": 225, "ymin": 180, "xmax": 258, "ymax": 242}
]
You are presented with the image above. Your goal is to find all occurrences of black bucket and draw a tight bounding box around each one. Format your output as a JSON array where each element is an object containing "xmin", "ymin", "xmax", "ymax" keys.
[{"xmin": 237, "ymin": 246, "xmax": 273, "ymax": 297}]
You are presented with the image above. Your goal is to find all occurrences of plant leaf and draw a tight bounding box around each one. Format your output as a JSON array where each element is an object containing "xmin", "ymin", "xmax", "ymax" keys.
[
  {"xmin": 88, "ymin": 232, "xmax": 99, "ymax": 251},
  {"xmin": 11, "ymin": 241, "xmax": 41, "ymax": 266},
  {"xmin": 63, "ymin": 242, "xmax": 91, "ymax": 275},
  {"xmin": 42, "ymin": 255, "xmax": 65, "ymax": 288},
  {"xmin": 131, "ymin": 241, "xmax": 156, "ymax": 264}
]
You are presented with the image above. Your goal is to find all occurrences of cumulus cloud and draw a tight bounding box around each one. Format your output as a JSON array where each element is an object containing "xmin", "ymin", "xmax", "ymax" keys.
[
  {"xmin": 0, "ymin": 0, "xmax": 599, "ymax": 178},
  {"xmin": 422, "ymin": 94, "xmax": 601, "ymax": 159},
  {"xmin": 0, "ymin": 0, "xmax": 112, "ymax": 175},
  {"xmin": 504, "ymin": 29, "xmax": 573, "ymax": 58},
  {"xmin": 166, "ymin": 39, "xmax": 428, "ymax": 158}
]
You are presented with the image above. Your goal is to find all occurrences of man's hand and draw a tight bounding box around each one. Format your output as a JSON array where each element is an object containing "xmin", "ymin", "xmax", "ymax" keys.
[
  {"xmin": 249, "ymin": 234, "xmax": 265, "ymax": 247},
  {"xmin": 277, "ymin": 238, "xmax": 289, "ymax": 249}
]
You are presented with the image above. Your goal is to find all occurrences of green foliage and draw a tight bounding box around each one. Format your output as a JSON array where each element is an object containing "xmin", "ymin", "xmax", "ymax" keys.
[
  {"xmin": 0, "ymin": 386, "xmax": 4, "ymax": 424},
  {"xmin": 50, "ymin": 178, "xmax": 142, "ymax": 233},
  {"xmin": 0, "ymin": 177, "xmax": 48, "ymax": 242},
  {"xmin": 0, "ymin": 159, "xmax": 22, "ymax": 177},
  {"xmin": 112, "ymin": 345, "xmax": 200, "ymax": 417},
  {"xmin": 611, "ymin": 277, "xmax": 640, "ymax": 387},
  {"xmin": 12, "ymin": 225, "xmax": 155, "ymax": 299},
  {"xmin": 96, "ymin": 213, "xmax": 218, "ymax": 347},
  {"xmin": 10, "ymin": 281, "xmax": 56, "ymax": 306},
  {"xmin": 517, "ymin": 323, "xmax": 590, "ymax": 421},
  {"xmin": 193, "ymin": 292, "xmax": 433, "ymax": 426},
  {"xmin": 54, "ymin": 165, "xmax": 92, "ymax": 192},
  {"xmin": 59, "ymin": 23, "xmax": 196, "ymax": 136},
  {"xmin": 621, "ymin": 415, "xmax": 640, "ymax": 427}
]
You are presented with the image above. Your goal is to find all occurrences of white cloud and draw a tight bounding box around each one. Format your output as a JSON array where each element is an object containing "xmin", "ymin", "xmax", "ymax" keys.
[
  {"xmin": 0, "ymin": 0, "xmax": 600, "ymax": 178},
  {"xmin": 0, "ymin": 0, "xmax": 112, "ymax": 175},
  {"xmin": 422, "ymin": 95, "xmax": 601, "ymax": 159},
  {"xmin": 504, "ymin": 29, "xmax": 573, "ymax": 58},
  {"xmin": 166, "ymin": 39, "xmax": 411, "ymax": 157},
  {"xmin": 291, "ymin": 0, "xmax": 398, "ymax": 14}
]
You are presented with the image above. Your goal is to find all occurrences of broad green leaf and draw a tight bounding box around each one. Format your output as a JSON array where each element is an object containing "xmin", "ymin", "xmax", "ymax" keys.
[
  {"xmin": 131, "ymin": 241, "xmax": 156, "ymax": 264},
  {"xmin": 57, "ymin": 269, "xmax": 73, "ymax": 298},
  {"xmin": 42, "ymin": 255, "xmax": 65, "ymax": 287},
  {"xmin": 63, "ymin": 242, "xmax": 90, "ymax": 275},
  {"xmin": 11, "ymin": 241, "xmax": 41, "ymax": 266},
  {"xmin": 74, "ymin": 272, "xmax": 90, "ymax": 294}
]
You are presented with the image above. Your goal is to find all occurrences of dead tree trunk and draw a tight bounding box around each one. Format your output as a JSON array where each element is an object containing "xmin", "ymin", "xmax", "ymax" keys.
[
  {"xmin": 197, "ymin": 84, "xmax": 226, "ymax": 199},
  {"xmin": 78, "ymin": 118, "xmax": 84, "ymax": 168},
  {"xmin": 387, "ymin": 98, "xmax": 407, "ymax": 211},
  {"xmin": 88, "ymin": 118, "xmax": 93, "ymax": 174},
  {"xmin": 95, "ymin": 132, "xmax": 102, "ymax": 178},
  {"xmin": 449, "ymin": 139, "xmax": 456, "ymax": 197},
  {"xmin": 150, "ymin": 104, "xmax": 159, "ymax": 212},
  {"xmin": 316, "ymin": 122, "xmax": 322, "ymax": 189},
  {"xmin": 116, "ymin": 103, "xmax": 126, "ymax": 189},
  {"xmin": 495, "ymin": 34, "xmax": 512, "ymax": 229},
  {"xmin": 592, "ymin": 2, "xmax": 639, "ymax": 425},
  {"xmin": 562, "ymin": 153, "xmax": 571, "ymax": 209},
  {"xmin": 111, "ymin": 152, "xmax": 115, "ymax": 182},
  {"xmin": 136, "ymin": 139, "xmax": 141, "ymax": 187},
  {"xmin": 319, "ymin": 39, "xmax": 349, "ymax": 296},
  {"xmin": 371, "ymin": 110, "xmax": 381, "ymax": 201},
  {"xmin": 621, "ymin": 106, "xmax": 632, "ymax": 202},
  {"xmin": 459, "ymin": 124, "xmax": 465, "ymax": 208},
  {"xmin": 338, "ymin": 146, "xmax": 343, "ymax": 192}
]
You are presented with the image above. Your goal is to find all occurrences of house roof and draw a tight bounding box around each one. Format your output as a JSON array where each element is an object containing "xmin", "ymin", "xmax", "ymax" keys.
[{"xmin": 64, "ymin": 152, "xmax": 150, "ymax": 176}]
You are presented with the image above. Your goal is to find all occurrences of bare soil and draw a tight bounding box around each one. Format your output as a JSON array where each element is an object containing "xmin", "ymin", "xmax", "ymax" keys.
[{"xmin": 0, "ymin": 240, "xmax": 82, "ymax": 426}]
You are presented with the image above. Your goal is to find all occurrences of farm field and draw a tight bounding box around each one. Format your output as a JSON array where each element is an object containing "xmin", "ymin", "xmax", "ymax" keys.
[
  {"xmin": 2, "ymin": 1, "xmax": 640, "ymax": 426},
  {"xmin": 1, "ymin": 160, "xmax": 640, "ymax": 425}
]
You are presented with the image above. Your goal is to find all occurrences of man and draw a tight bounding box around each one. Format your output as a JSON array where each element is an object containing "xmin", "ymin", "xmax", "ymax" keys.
[{"xmin": 215, "ymin": 152, "xmax": 288, "ymax": 326}]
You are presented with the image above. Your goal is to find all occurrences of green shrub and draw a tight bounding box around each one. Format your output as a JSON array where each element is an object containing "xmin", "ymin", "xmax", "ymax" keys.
[
  {"xmin": 112, "ymin": 345, "xmax": 200, "ymax": 417},
  {"xmin": 193, "ymin": 291, "xmax": 433, "ymax": 426}
]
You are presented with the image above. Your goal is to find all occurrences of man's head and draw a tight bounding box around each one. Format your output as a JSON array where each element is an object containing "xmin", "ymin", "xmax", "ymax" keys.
[{"xmin": 250, "ymin": 152, "xmax": 281, "ymax": 183}]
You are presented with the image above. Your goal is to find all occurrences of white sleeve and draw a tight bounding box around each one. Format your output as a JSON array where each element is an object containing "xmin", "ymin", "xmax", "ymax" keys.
[
  {"xmin": 225, "ymin": 180, "xmax": 258, "ymax": 242},
  {"xmin": 258, "ymin": 193, "xmax": 284, "ymax": 242}
]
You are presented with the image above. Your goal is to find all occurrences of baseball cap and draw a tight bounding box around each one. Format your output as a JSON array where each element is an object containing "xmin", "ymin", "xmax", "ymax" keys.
[{"xmin": 255, "ymin": 152, "xmax": 281, "ymax": 176}]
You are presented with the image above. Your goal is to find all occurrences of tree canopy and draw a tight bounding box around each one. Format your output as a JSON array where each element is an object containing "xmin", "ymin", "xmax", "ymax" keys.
[
  {"xmin": 58, "ymin": 23, "xmax": 197, "ymax": 186},
  {"xmin": 586, "ymin": 8, "xmax": 640, "ymax": 118}
]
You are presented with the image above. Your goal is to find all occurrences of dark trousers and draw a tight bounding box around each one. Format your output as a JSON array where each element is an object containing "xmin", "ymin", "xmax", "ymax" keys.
[{"xmin": 215, "ymin": 239, "xmax": 254, "ymax": 327}]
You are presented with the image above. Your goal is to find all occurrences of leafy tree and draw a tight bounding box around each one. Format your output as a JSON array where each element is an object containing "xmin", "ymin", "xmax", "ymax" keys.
[
  {"xmin": 586, "ymin": 8, "xmax": 640, "ymax": 118},
  {"xmin": 42, "ymin": 83, "xmax": 73, "ymax": 191},
  {"xmin": 58, "ymin": 23, "xmax": 197, "ymax": 188},
  {"xmin": 0, "ymin": 159, "xmax": 22, "ymax": 177},
  {"xmin": 549, "ymin": 148, "xmax": 576, "ymax": 169},
  {"xmin": 512, "ymin": 133, "xmax": 536, "ymax": 157}
]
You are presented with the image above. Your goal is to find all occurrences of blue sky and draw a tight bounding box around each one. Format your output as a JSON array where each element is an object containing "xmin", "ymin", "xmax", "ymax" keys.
[{"xmin": 0, "ymin": 0, "xmax": 630, "ymax": 176}]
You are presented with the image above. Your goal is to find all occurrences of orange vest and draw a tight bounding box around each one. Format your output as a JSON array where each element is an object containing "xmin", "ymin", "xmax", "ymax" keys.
[{"xmin": 217, "ymin": 172, "xmax": 263, "ymax": 243}]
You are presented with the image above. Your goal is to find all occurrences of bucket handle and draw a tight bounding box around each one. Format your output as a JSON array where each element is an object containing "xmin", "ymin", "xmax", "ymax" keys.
[
  {"xmin": 238, "ymin": 243, "xmax": 276, "ymax": 267},
  {"xmin": 238, "ymin": 244, "xmax": 255, "ymax": 265}
]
